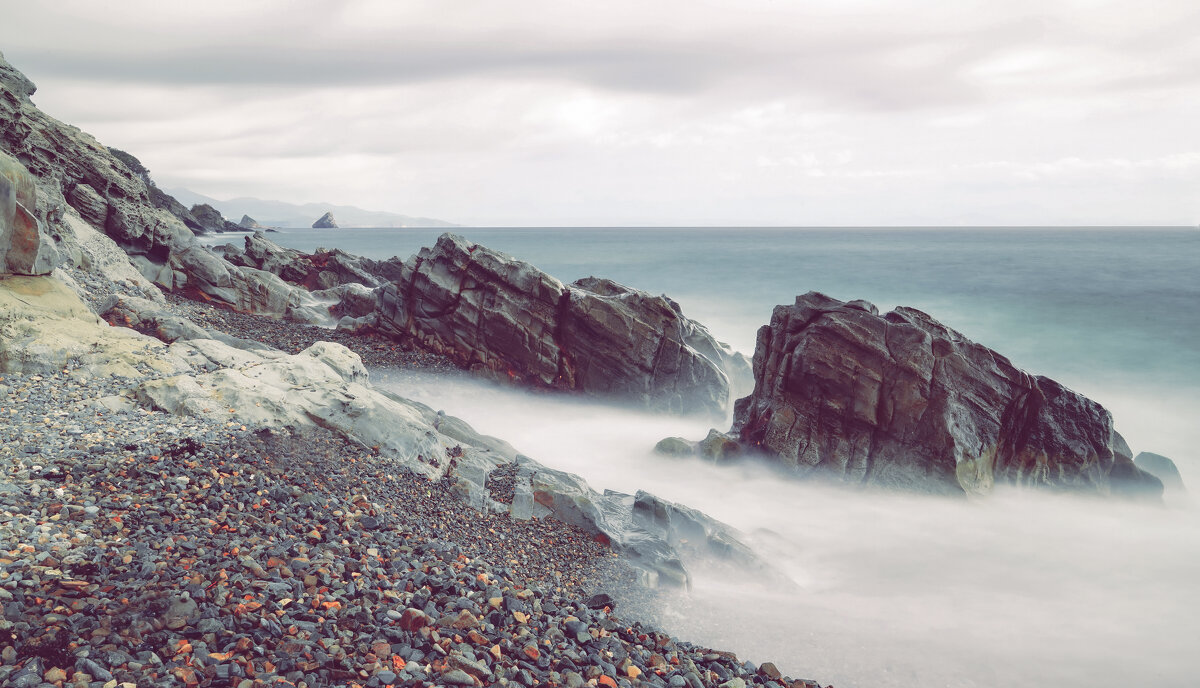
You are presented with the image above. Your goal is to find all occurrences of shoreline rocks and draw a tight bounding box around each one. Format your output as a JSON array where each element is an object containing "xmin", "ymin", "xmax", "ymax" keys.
[
  {"xmin": 674, "ymin": 292, "xmax": 1162, "ymax": 500},
  {"xmin": 372, "ymin": 233, "xmax": 750, "ymax": 415}
]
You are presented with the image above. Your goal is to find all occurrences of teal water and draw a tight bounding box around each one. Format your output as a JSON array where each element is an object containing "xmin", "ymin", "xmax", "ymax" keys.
[{"xmin": 244, "ymin": 226, "xmax": 1200, "ymax": 469}]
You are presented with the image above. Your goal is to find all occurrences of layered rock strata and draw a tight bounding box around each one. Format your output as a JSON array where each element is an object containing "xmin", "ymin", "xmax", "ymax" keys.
[
  {"xmin": 372, "ymin": 233, "xmax": 750, "ymax": 415},
  {"xmin": 716, "ymin": 292, "xmax": 1160, "ymax": 498}
]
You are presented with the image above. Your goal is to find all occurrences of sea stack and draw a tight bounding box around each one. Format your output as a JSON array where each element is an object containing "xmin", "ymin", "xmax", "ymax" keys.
[
  {"xmin": 312, "ymin": 211, "xmax": 338, "ymax": 228},
  {"xmin": 718, "ymin": 291, "xmax": 1161, "ymax": 499},
  {"xmin": 238, "ymin": 214, "xmax": 263, "ymax": 229}
]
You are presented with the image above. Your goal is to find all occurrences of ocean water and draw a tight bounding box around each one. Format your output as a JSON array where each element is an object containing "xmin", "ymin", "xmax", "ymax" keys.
[{"xmin": 241, "ymin": 226, "xmax": 1200, "ymax": 687}]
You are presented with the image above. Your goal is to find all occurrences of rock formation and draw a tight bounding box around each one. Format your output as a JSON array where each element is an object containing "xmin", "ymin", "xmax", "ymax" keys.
[
  {"xmin": 1, "ymin": 272, "xmax": 769, "ymax": 587},
  {"xmin": 1134, "ymin": 452, "xmax": 1186, "ymax": 497},
  {"xmin": 0, "ymin": 51, "xmax": 326, "ymax": 321},
  {"xmin": 189, "ymin": 203, "xmax": 243, "ymax": 233},
  {"xmin": 312, "ymin": 211, "xmax": 338, "ymax": 228},
  {"xmin": 705, "ymin": 292, "xmax": 1160, "ymax": 498},
  {"xmin": 0, "ymin": 151, "xmax": 58, "ymax": 275},
  {"xmin": 238, "ymin": 214, "xmax": 263, "ymax": 229},
  {"xmin": 372, "ymin": 233, "xmax": 750, "ymax": 414}
]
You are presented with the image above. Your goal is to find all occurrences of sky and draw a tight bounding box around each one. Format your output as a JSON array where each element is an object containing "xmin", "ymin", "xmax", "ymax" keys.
[{"xmin": 2, "ymin": 0, "xmax": 1199, "ymax": 226}]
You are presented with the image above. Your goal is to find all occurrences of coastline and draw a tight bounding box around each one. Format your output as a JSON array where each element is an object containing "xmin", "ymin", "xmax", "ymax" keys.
[{"xmin": 0, "ymin": 263, "xmax": 829, "ymax": 688}]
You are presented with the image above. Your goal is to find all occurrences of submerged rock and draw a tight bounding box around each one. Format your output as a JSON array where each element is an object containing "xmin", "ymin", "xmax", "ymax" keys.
[
  {"xmin": 374, "ymin": 233, "xmax": 750, "ymax": 414},
  {"xmin": 721, "ymin": 292, "xmax": 1160, "ymax": 498}
]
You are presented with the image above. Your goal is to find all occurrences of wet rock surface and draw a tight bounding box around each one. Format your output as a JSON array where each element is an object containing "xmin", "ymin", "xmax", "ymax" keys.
[{"xmin": 725, "ymin": 291, "xmax": 1161, "ymax": 498}]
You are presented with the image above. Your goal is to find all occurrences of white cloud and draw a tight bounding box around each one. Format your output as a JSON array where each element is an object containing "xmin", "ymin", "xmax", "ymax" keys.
[{"xmin": 3, "ymin": 0, "xmax": 1198, "ymax": 225}]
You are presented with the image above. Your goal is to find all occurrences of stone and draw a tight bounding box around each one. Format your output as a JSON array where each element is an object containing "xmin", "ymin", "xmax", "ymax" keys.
[
  {"xmin": 1, "ymin": 151, "xmax": 59, "ymax": 276},
  {"xmin": 189, "ymin": 203, "xmax": 242, "ymax": 233},
  {"xmin": 653, "ymin": 437, "xmax": 695, "ymax": 457},
  {"xmin": 312, "ymin": 211, "xmax": 338, "ymax": 228},
  {"xmin": 238, "ymin": 214, "xmax": 263, "ymax": 229},
  {"xmin": 728, "ymin": 291, "xmax": 1162, "ymax": 499},
  {"xmin": 374, "ymin": 233, "xmax": 750, "ymax": 414},
  {"xmin": 1134, "ymin": 452, "xmax": 1187, "ymax": 495}
]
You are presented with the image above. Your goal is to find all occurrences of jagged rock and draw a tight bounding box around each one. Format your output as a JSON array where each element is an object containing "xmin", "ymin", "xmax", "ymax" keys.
[
  {"xmin": 312, "ymin": 211, "xmax": 338, "ymax": 228},
  {"xmin": 148, "ymin": 185, "xmax": 206, "ymax": 234},
  {"xmin": 1, "ymin": 151, "xmax": 59, "ymax": 275},
  {"xmin": 375, "ymin": 233, "xmax": 749, "ymax": 414},
  {"xmin": 238, "ymin": 214, "xmax": 263, "ymax": 229},
  {"xmin": 1134, "ymin": 452, "xmax": 1186, "ymax": 495},
  {"xmin": 189, "ymin": 203, "xmax": 242, "ymax": 233},
  {"xmin": 725, "ymin": 291, "xmax": 1161, "ymax": 499},
  {"xmin": 0, "ymin": 51, "xmax": 319, "ymax": 314},
  {"xmin": 239, "ymin": 231, "xmax": 386, "ymax": 290}
]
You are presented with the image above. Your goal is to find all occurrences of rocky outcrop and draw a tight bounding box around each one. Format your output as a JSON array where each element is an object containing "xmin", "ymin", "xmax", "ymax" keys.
[
  {"xmin": 719, "ymin": 292, "xmax": 1161, "ymax": 498},
  {"xmin": 373, "ymin": 233, "xmax": 750, "ymax": 414},
  {"xmin": 6, "ymin": 270, "xmax": 767, "ymax": 586},
  {"xmin": 223, "ymin": 231, "xmax": 400, "ymax": 292},
  {"xmin": 238, "ymin": 214, "xmax": 263, "ymax": 229},
  {"xmin": 1134, "ymin": 452, "xmax": 1186, "ymax": 496},
  {"xmin": 1, "ymin": 151, "xmax": 59, "ymax": 275},
  {"xmin": 312, "ymin": 211, "xmax": 338, "ymax": 228},
  {"xmin": 189, "ymin": 203, "xmax": 243, "ymax": 233},
  {"xmin": 0, "ymin": 51, "xmax": 324, "ymax": 318}
]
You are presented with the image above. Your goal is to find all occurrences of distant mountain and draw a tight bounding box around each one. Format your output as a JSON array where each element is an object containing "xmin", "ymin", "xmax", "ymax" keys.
[{"xmin": 165, "ymin": 188, "xmax": 457, "ymax": 229}]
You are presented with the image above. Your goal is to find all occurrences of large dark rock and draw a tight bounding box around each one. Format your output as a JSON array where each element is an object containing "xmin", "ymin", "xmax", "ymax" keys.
[
  {"xmin": 312, "ymin": 211, "xmax": 338, "ymax": 228},
  {"xmin": 374, "ymin": 233, "xmax": 749, "ymax": 414},
  {"xmin": 726, "ymin": 291, "xmax": 1160, "ymax": 498}
]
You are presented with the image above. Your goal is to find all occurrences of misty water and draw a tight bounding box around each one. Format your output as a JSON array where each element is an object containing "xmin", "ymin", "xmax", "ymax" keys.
[{"xmin": 257, "ymin": 227, "xmax": 1199, "ymax": 687}]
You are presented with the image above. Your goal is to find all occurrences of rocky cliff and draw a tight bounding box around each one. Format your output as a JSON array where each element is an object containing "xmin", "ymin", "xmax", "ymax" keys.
[
  {"xmin": 696, "ymin": 292, "xmax": 1161, "ymax": 498},
  {"xmin": 371, "ymin": 233, "xmax": 750, "ymax": 415}
]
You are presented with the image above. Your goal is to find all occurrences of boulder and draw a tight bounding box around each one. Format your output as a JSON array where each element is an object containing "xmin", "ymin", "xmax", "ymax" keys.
[
  {"xmin": 312, "ymin": 211, "xmax": 338, "ymax": 228},
  {"xmin": 0, "ymin": 151, "xmax": 59, "ymax": 275},
  {"xmin": 374, "ymin": 233, "xmax": 749, "ymax": 414},
  {"xmin": 1134, "ymin": 452, "xmax": 1186, "ymax": 495},
  {"xmin": 727, "ymin": 292, "xmax": 1160, "ymax": 498}
]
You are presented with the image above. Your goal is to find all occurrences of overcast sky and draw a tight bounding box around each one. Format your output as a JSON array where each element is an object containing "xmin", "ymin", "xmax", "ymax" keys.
[{"xmin": 3, "ymin": 0, "xmax": 1198, "ymax": 226}]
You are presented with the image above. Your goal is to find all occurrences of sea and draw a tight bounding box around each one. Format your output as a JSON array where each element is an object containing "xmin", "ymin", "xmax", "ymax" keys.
[{"xmin": 222, "ymin": 226, "xmax": 1200, "ymax": 688}]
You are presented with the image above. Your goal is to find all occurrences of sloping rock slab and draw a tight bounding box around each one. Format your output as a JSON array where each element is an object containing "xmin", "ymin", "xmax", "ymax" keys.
[
  {"xmin": 730, "ymin": 291, "xmax": 1161, "ymax": 498},
  {"xmin": 375, "ymin": 233, "xmax": 749, "ymax": 415}
]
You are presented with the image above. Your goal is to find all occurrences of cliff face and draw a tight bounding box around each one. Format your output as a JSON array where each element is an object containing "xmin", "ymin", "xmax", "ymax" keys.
[
  {"xmin": 729, "ymin": 292, "xmax": 1161, "ymax": 498},
  {"xmin": 0, "ymin": 51, "xmax": 324, "ymax": 321}
]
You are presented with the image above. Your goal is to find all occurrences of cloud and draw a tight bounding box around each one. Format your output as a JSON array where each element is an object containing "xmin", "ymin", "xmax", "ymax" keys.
[{"xmin": 3, "ymin": 0, "xmax": 1199, "ymax": 225}]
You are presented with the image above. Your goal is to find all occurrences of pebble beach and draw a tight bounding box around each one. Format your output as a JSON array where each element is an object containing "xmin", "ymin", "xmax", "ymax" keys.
[{"xmin": 0, "ymin": 281, "xmax": 829, "ymax": 688}]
